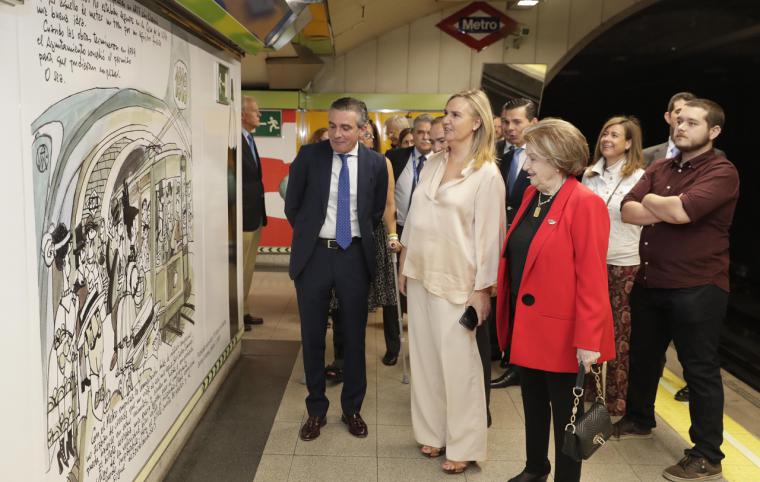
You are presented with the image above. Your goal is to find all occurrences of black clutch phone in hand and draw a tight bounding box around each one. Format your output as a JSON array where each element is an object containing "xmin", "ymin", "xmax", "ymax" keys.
[{"xmin": 458, "ymin": 305, "xmax": 478, "ymax": 331}]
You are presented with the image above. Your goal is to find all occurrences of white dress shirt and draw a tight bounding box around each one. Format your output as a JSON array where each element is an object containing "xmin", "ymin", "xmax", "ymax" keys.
[
  {"xmin": 582, "ymin": 158, "xmax": 645, "ymax": 266},
  {"xmin": 511, "ymin": 143, "xmax": 527, "ymax": 171},
  {"xmin": 395, "ymin": 147, "xmax": 428, "ymax": 226},
  {"xmin": 319, "ymin": 143, "xmax": 361, "ymax": 239}
]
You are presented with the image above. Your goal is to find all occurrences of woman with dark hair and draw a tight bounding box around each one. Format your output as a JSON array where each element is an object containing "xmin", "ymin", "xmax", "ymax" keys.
[
  {"xmin": 360, "ymin": 120, "xmax": 382, "ymax": 152},
  {"xmin": 582, "ymin": 116, "xmax": 646, "ymax": 415},
  {"xmin": 398, "ymin": 127, "xmax": 414, "ymax": 148},
  {"xmin": 307, "ymin": 127, "xmax": 329, "ymax": 144}
]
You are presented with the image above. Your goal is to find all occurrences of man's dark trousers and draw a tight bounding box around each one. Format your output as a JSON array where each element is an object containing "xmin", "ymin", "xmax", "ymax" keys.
[
  {"xmin": 295, "ymin": 242, "xmax": 370, "ymax": 418},
  {"xmin": 626, "ymin": 283, "xmax": 727, "ymax": 462}
]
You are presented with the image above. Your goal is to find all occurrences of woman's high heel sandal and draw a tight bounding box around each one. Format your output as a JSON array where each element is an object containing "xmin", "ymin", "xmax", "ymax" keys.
[{"xmin": 420, "ymin": 445, "xmax": 445, "ymax": 458}]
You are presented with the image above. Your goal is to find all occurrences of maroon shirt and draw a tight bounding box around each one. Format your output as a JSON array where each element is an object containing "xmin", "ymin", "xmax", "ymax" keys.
[{"xmin": 621, "ymin": 148, "xmax": 739, "ymax": 292}]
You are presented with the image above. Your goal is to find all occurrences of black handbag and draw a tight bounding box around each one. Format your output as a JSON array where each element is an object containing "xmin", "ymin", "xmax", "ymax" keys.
[{"xmin": 561, "ymin": 363, "xmax": 612, "ymax": 461}]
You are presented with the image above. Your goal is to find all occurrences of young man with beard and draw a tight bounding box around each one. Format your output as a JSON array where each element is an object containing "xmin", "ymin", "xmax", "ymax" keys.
[{"xmin": 614, "ymin": 99, "xmax": 739, "ymax": 482}]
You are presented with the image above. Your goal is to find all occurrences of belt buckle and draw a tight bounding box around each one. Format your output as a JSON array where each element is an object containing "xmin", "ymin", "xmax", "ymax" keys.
[{"xmin": 327, "ymin": 239, "xmax": 339, "ymax": 249}]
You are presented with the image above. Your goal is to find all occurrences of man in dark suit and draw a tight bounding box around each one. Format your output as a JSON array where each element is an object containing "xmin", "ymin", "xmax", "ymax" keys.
[
  {"xmin": 241, "ymin": 96, "xmax": 267, "ymax": 329},
  {"xmin": 643, "ymin": 92, "xmax": 696, "ymax": 165},
  {"xmin": 490, "ymin": 97, "xmax": 538, "ymax": 390},
  {"xmin": 285, "ymin": 97, "xmax": 388, "ymax": 442}
]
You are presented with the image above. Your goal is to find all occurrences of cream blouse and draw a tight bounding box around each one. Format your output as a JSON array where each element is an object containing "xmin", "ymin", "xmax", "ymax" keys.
[{"xmin": 401, "ymin": 150, "xmax": 506, "ymax": 305}]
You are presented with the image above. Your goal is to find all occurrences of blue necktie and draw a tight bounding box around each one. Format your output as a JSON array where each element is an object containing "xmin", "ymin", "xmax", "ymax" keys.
[
  {"xmin": 336, "ymin": 154, "xmax": 352, "ymax": 250},
  {"xmin": 507, "ymin": 147, "xmax": 523, "ymax": 193},
  {"xmin": 409, "ymin": 155, "xmax": 426, "ymax": 211}
]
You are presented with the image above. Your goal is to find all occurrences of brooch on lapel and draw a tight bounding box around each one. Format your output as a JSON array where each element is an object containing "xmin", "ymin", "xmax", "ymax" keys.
[{"xmin": 547, "ymin": 219, "xmax": 557, "ymax": 225}]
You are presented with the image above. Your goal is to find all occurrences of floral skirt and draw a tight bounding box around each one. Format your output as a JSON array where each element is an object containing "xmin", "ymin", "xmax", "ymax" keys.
[{"xmin": 587, "ymin": 264, "xmax": 639, "ymax": 415}]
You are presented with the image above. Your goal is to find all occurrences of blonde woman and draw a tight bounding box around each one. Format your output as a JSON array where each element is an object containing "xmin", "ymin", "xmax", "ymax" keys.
[
  {"xmin": 399, "ymin": 89, "xmax": 506, "ymax": 474},
  {"xmin": 582, "ymin": 116, "xmax": 645, "ymax": 416}
]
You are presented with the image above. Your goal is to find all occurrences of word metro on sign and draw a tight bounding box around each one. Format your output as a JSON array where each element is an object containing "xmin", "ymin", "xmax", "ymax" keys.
[
  {"xmin": 436, "ymin": 1, "xmax": 519, "ymax": 52},
  {"xmin": 458, "ymin": 16, "xmax": 501, "ymax": 34}
]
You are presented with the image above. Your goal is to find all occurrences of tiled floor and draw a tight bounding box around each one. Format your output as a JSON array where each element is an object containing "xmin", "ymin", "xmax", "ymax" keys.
[{"xmin": 243, "ymin": 270, "xmax": 756, "ymax": 482}]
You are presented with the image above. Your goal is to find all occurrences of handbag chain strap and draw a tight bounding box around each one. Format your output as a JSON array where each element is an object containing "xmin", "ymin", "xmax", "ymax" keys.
[{"xmin": 565, "ymin": 364, "xmax": 603, "ymax": 434}]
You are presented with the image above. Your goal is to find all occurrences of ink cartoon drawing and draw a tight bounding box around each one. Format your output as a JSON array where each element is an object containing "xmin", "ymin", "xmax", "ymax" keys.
[{"xmin": 34, "ymin": 55, "xmax": 196, "ymax": 478}]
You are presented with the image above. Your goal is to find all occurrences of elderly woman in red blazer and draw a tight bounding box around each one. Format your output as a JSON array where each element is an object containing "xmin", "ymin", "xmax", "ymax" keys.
[{"xmin": 495, "ymin": 118, "xmax": 615, "ymax": 482}]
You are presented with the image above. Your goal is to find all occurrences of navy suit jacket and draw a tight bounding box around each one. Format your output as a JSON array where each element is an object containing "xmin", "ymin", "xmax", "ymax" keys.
[
  {"xmin": 497, "ymin": 143, "xmax": 531, "ymax": 224},
  {"xmin": 284, "ymin": 140, "xmax": 388, "ymax": 280},
  {"xmin": 496, "ymin": 141, "xmax": 530, "ymax": 224},
  {"xmin": 242, "ymin": 133, "xmax": 267, "ymax": 231}
]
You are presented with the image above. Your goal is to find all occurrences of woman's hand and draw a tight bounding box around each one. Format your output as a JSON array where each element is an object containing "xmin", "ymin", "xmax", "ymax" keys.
[
  {"xmin": 466, "ymin": 289, "xmax": 491, "ymax": 326},
  {"xmin": 387, "ymin": 239, "xmax": 401, "ymax": 253},
  {"xmin": 398, "ymin": 273, "xmax": 407, "ymax": 296},
  {"xmin": 577, "ymin": 348, "xmax": 600, "ymax": 373}
]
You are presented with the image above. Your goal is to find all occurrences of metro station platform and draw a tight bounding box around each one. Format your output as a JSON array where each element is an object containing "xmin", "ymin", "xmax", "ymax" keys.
[{"xmin": 166, "ymin": 264, "xmax": 760, "ymax": 482}]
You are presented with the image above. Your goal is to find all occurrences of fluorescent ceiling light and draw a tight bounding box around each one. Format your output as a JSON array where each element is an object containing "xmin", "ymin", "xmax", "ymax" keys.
[{"xmin": 517, "ymin": 0, "xmax": 540, "ymax": 6}]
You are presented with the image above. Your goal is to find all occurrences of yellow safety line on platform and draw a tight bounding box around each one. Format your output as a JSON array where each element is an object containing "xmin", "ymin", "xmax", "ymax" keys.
[{"xmin": 657, "ymin": 368, "xmax": 760, "ymax": 482}]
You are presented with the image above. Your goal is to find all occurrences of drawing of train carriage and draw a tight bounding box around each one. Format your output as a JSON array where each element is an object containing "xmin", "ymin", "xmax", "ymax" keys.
[{"xmin": 32, "ymin": 88, "xmax": 196, "ymax": 426}]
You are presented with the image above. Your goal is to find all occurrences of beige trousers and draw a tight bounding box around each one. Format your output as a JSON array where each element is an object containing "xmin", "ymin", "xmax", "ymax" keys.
[
  {"xmin": 242, "ymin": 228, "xmax": 262, "ymax": 314},
  {"xmin": 407, "ymin": 278, "xmax": 487, "ymax": 462}
]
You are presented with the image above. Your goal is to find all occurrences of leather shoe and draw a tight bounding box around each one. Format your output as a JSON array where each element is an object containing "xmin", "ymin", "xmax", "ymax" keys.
[
  {"xmin": 674, "ymin": 385, "xmax": 690, "ymax": 402},
  {"xmin": 381, "ymin": 352, "xmax": 398, "ymax": 366},
  {"xmin": 244, "ymin": 314, "xmax": 263, "ymax": 325},
  {"xmin": 491, "ymin": 368, "xmax": 520, "ymax": 389},
  {"xmin": 508, "ymin": 469, "xmax": 549, "ymax": 482},
  {"xmin": 299, "ymin": 415, "xmax": 326, "ymax": 441},
  {"xmin": 342, "ymin": 412, "xmax": 368, "ymax": 438}
]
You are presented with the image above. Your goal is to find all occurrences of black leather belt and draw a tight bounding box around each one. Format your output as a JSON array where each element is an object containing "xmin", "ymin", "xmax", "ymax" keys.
[{"xmin": 318, "ymin": 237, "xmax": 361, "ymax": 249}]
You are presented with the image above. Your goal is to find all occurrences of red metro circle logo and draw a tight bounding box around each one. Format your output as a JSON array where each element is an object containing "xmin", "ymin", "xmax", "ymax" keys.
[{"xmin": 436, "ymin": 1, "xmax": 519, "ymax": 52}]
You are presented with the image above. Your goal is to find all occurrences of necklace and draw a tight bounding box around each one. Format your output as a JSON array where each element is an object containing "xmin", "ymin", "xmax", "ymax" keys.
[{"xmin": 533, "ymin": 191, "xmax": 555, "ymax": 217}]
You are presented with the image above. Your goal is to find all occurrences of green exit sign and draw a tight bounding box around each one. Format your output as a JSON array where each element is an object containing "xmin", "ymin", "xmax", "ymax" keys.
[{"xmin": 253, "ymin": 110, "xmax": 282, "ymax": 137}]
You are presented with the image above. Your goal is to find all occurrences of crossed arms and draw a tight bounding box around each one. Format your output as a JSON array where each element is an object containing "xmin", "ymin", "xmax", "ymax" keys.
[{"xmin": 621, "ymin": 193, "xmax": 691, "ymax": 226}]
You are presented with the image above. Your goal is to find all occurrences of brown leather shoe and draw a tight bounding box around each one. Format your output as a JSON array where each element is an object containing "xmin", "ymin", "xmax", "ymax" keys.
[
  {"xmin": 611, "ymin": 416, "xmax": 652, "ymax": 440},
  {"xmin": 341, "ymin": 413, "xmax": 368, "ymax": 438},
  {"xmin": 299, "ymin": 415, "xmax": 326, "ymax": 441},
  {"xmin": 663, "ymin": 455, "xmax": 722, "ymax": 481}
]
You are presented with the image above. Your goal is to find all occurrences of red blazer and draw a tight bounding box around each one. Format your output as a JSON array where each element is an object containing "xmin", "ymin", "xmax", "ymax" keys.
[{"xmin": 495, "ymin": 177, "xmax": 615, "ymax": 373}]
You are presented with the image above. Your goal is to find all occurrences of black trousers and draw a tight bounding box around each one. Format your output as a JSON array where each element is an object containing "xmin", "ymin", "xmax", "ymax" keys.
[
  {"xmin": 518, "ymin": 367, "xmax": 582, "ymax": 482},
  {"xmin": 382, "ymin": 305, "xmax": 400, "ymax": 356},
  {"xmin": 488, "ymin": 297, "xmax": 501, "ymax": 360},
  {"xmin": 476, "ymin": 314, "xmax": 492, "ymax": 417},
  {"xmin": 295, "ymin": 243, "xmax": 370, "ymax": 417},
  {"xmin": 626, "ymin": 283, "xmax": 727, "ymax": 462}
]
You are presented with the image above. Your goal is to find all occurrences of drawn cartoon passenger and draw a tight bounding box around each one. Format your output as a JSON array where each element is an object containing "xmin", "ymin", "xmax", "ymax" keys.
[
  {"xmin": 73, "ymin": 216, "xmax": 108, "ymax": 414},
  {"xmin": 44, "ymin": 223, "xmax": 80, "ymax": 474}
]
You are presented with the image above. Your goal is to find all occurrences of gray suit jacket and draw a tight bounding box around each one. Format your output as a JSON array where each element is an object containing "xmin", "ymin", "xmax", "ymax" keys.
[
  {"xmin": 643, "ymin": 141, "xmax": 725, "ymax": 166},
  {"xmin": 643, "ymin": 142, "xmax": 668, "ymax": 166}
]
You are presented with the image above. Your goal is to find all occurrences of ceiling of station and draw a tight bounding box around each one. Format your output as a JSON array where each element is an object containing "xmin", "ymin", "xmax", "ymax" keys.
[{"xmin": 326, "ymin": 0, "xmax": 451, "ymax": 55}]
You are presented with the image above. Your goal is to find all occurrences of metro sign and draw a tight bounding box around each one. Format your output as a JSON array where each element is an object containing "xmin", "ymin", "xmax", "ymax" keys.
[{"xmin": 436, "ymin": 1, "xmax": 519, "ymax": 52}]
